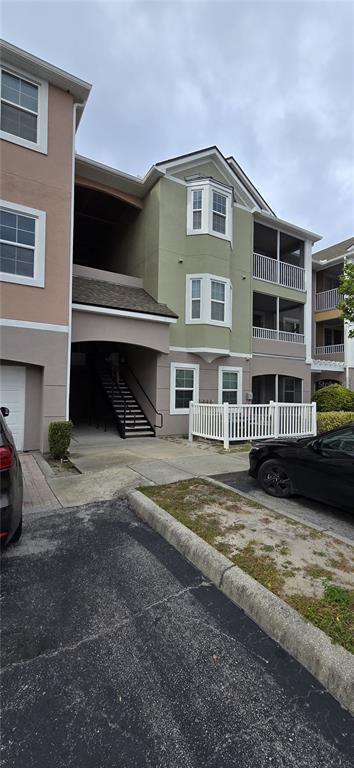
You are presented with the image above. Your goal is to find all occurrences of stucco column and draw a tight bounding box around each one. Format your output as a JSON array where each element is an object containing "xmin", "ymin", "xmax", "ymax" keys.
[{"xmin": 304, "ymin": 240, "xmax": 313, "ymax": 364}]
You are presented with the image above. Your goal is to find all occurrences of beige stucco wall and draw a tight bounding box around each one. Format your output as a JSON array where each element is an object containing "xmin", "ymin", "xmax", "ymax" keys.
[
  {"xmin": 252, "ymin": 339, "xmax": 306, "ymax": 359},
  {"xmin": 72, "ymin": 310, "xmax": 172, "ymax": 354},
  {"xmin": 0, "ymin": 326, "xmax": 68, "ymax": 450},
  {"xmin": 1, "ymin": 83, "xmax": 74, "ymax": 326}
]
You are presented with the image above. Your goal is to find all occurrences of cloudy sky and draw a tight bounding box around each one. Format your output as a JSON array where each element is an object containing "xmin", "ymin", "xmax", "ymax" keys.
[{"xmin": 3, "ymin": 0, "xmax": 354, "ymax": 249}]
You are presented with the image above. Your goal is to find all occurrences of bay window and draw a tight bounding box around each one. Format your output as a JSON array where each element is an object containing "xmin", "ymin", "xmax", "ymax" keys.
[
  {"xmin": 186, "ymin": 274, "xmax": 232, "ymax": 328},
  {"xmin": 187, "ymin": 180, "xmax": 232, "ymax": 241}
]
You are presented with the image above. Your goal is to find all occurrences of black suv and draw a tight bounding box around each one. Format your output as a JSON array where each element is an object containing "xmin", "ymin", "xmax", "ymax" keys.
[{"xmin": 0, "ymin": 407, "xmax": 23, "ymax": 545}]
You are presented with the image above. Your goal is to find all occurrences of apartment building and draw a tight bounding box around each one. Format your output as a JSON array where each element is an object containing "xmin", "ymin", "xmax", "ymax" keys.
[
  {"xmin": 1, "ymin": 40, "xmax": 350, "ymax": 454},
  {"xmin": 312, "ymin": 238, "xmax": 354, "ymax": 391}
]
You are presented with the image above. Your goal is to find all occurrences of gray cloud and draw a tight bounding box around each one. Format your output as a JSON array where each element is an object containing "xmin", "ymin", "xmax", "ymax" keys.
[{"xmin": 3, "ymin": 0, "xmax": 354, "ymax": 248}]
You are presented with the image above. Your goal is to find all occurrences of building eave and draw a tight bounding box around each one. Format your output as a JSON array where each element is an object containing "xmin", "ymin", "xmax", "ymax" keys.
[
  {"xmin": 75, "ymin": 155, "xmax": 163, "ymax": 198},
  {"xmin": 254, "ymin": 210, "xmax": 322, "ymax": 244}
]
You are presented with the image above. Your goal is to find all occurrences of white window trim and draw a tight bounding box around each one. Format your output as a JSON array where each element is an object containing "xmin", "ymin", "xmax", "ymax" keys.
[
  {"xmin": 0, "ymin": 199, "xmax": 46, "ymax": 287},
  {"xmin": 218, "ymin": 366, "xmax": 243, "ymax": 405},
  {"xmin": 187, "ymin": 179, "xmax": 232, "ymax": 242},
  {"xmin": 0, "ymin": 65, "xmax": 48, "ymax": 154},
  {"xmin": 185, "ymin": 273, "xmax": 232, "ymax": 328},
  {"xmin": 170, "ymin": 362, "xmax": 199, "ymax": 415}
]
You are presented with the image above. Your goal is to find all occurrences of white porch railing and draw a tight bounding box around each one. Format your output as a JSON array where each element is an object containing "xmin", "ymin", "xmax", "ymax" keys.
[
  {"xmin": 253, "ymin": 252, "xmax": 305, "ymax": 291},
  {"xmin": 315, "ymin": 288, "xmax": 341, "ymax": 312},
  {"xmin": 253, "ymin": 326, "xmax": 305, "ymax": 344},
  {"xmin": 189, "ymin": 401, "xmax": 317, "ymax": 449},
  {"xmin": 315, "ymin": 344, "xmax": 344, "ymax": 355}
]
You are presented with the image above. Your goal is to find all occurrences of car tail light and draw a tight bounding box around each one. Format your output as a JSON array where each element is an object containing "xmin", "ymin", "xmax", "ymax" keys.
[
  {"xmin": 0, "ymin": 446, "xmax": 13, "ymax": 469},
  {"xmin": 0, "ymin": 532, "xmax": 8, "ymax": 538}
]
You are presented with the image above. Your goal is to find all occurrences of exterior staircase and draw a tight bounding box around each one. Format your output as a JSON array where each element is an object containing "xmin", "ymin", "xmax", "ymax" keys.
[{"xmin": 98, "ymin": 368, "xmax": 155, "ymax": 438}]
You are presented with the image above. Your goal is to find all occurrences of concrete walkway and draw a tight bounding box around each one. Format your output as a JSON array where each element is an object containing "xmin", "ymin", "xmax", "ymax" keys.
[
  {"xmin": 20, "ymin": 453, "xmax": 61, "ymax": 514},
  {"xmin": 45, "ymin": 430, "xmax": 249, "ymax": 508}
]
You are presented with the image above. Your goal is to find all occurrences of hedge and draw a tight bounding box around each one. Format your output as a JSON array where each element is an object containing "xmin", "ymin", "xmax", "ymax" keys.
[
  {"xmin": 313, "ymin": 384, "xmax": 354, "ymax": 413},
  {"xmin": 317, "ymin": 411, "xmax": 354, "ymax": 434},
  {"xmin": 48, "ymin": 420, "xmax": 73, "ymax": 459}
]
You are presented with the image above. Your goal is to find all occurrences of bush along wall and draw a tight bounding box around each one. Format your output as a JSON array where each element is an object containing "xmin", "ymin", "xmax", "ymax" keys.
[
  {"xmin": 48, "ymin": 421, "xmax": 74, "ymax": 459},
  {"xmin": 317, "ymin": 411, "xmax": 354, "ymax": 434},
  {"xmin": 313, "ymin": 384, "xmax": 354, "ymax": 413}
]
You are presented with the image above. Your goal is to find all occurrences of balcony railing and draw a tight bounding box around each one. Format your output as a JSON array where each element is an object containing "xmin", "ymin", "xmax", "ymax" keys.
[
  {"xmin": 253, "ymin": 326, "xmax": 305, "ymax": 344},
  {"xmin": 315, "ymin": 344, "xmax": 344, "ymax": 355},
  {"xmin": 253, "ymin": 252, "xmax": 305, "ymax": 291},
  {"xmin": 315, "ymin": 288, "xmax": 341, "ymax": 312}
]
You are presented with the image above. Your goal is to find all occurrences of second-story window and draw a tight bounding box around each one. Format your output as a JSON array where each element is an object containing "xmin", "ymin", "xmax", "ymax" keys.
[
  {"xmin": 186, "ymin": 274, "xmax": 232, "ymax": 328},
  {"xmin": 0, "ymin": 201, "xmax": 46, "ymax": 287},
  {"xmin": 0, "ymin": 67, "xmax": 48, "ymax": 153},
  {"xmin": 187, "ymin": 180, "xmax": 232, "ymax": 241},
  {"xmin": 191, "ymin": 278, "xmax": 201, "ymax": 319},
  {"xmin": 211, "ymin": 279, "xmax": 225, "ymax": 322}
]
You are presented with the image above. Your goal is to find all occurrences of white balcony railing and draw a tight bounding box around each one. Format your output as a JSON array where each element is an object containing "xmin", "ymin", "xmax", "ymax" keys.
[
  {"xmin": 315, "ymin": 344, "xmax": 344, "ymax": 356},
  {"xmin": 253, "ymin": 326, "xmax": 305, "ymax": 344},
  {"xmin": 315, "ymin": 288, "xmax": 341, "ymax": 312},
  {"xmin": 253, "ymin": 252, "xmax": 305, "ymax": 291}
]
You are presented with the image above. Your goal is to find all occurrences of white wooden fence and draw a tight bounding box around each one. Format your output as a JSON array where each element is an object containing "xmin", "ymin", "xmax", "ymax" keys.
[{"xmin": 188, "ymin": 401, "xmax": 317, "ymax": 449}]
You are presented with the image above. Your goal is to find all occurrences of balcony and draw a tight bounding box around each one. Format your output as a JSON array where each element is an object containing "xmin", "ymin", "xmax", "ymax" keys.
[
  {"xmin": 315, "ymin": 288, "xmax": 341, "ymax": 312},
  {"xmin": 253, "ymin": 327, "xmax": 305, "ymax": 344},
  {"xmin": 253, "ymin": 252, "xmax": 305, "ymax": 291},
  {"xmin": 315, "ymin": 344, "xmax": 344, "ymax": 356}
]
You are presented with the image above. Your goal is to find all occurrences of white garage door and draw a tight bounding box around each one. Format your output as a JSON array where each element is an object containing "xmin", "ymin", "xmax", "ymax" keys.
[{"xmin": 0, "ymin": 366, "xmax": 26, "ymax": 450}]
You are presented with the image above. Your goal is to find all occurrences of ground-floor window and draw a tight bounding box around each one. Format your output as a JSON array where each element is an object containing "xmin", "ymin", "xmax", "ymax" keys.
[
  {"xmin": 170, "ymin": 363, "xmax": 199, "ymax": 415},
  {"xmin": 218, "ymin": 366, "xmax": 242, "ymax": 404}
]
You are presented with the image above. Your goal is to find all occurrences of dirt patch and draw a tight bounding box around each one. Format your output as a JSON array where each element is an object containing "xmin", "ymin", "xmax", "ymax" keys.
[
  {"xmin": 141, "ymin": 479, "xmax": 354, "ymax": 653},
  {"xmin": 44, "ymin": 457, "xmax": 80, "ymax": 476}
]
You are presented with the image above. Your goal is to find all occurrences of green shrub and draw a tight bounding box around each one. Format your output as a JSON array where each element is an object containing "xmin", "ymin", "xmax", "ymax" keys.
[
  {"xmin": 313, "ymin": 384, "xmax": 354, "ymax": 412},
  {"xmin": 48, "ymin": 420, "xmax": 73, "ymax": 459},
  {"xmin": 317, "ymin": 411, "xmax": 354, "ymax": 434}
]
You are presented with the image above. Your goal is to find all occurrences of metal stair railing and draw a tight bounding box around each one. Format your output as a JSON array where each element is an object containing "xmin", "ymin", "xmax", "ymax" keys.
[
  {"xmin": 98, "ymin": 366, "xmax": 136, "ymax": 439},
  {"xmin": 122, "ymin": 363, "xmax": 163, "ymax": 430}
]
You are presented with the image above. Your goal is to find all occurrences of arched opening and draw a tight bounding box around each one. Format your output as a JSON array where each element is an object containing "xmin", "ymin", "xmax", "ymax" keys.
[{"xmin": 252, "ymin": 374, "xmax": 303, "ymax": 403}]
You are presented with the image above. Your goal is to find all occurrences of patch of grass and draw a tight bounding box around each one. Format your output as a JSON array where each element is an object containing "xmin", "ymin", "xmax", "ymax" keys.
[
  {"xmin": 288, "ymin": 584, "xmax": 354, "ymax": 654},
  {"xmin": 313, "ymin": 550, "xmax": 326, "ymax": 558},
  {"xmin": 232, "ymin": 544, "xmax": 285, "ymax": 595},
  {"xmin": 304, "ymin": 564, "xmax": 334, "ymax": 581},
  {"xmin": 260, "ymin": 544, "xmax": 275, "ymax": 552},
  {"xmin": 279, "ymin": 546, "xmax": 290, "ymax": 556},
  {"xmin": 326, "ymin": 555, "xmax": 352, "ymax": 573}
]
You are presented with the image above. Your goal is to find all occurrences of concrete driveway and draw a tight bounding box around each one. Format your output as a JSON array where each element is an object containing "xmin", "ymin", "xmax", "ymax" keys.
[{"xmin": 1, "ymin": 500, "xmax": 353, "ymax": 767}]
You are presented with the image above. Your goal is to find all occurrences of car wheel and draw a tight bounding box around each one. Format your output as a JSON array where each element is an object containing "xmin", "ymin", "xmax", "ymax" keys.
[
  {"xmin": 258, "ymin": 459, "xmax": 293, "ymax": 498},
  {"xmin": 11, "ymin": 515, "xmax": 22, "ymax": 543}
]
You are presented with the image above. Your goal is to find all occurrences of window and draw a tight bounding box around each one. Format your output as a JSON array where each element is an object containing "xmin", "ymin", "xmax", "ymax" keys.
[
  {"xmin": 191, "ymin": 278, "xmax": 201, "ymax": 319},
  {"xmin": 170, "ymin": 363, "xmax": 199, "ymax": 415},
  {"xmin": 211, "ymin": 280, "xmax": 225, "ymax": 322},
  {"xmin": 187, "ymin": 180, "xmax": 232, "ymax": 241},
  {"xmin": 218, "ymin": 367, "xmax": 242, "ymax": 405},
  {"xmin": 278, "ymin": 376, "xmax": 302, "ymax": 403},
  {"xmin": 0, "ymin": 67, "xmax": 48, "ymax": 153},
  {"xmin": 192, "ymin": 190, "xmax": 202, "ymax": 230},
  {"xmin": 282, "ymin": 317, "xmax": 301, "ymax": 334},
  {"xmin": 0, "ymin": 201, "xmax": 46, "ymax": 287},
  {"xmin": 212, "ymin": 192, "xmax": 226, "ymax": 234},
  {"xmin": 320, "ymin": 427, "xmax": 354, "ymax": 457},
  {"xmin": 186, "ymin": 274, "xmax": 232, "ymax": 327}
]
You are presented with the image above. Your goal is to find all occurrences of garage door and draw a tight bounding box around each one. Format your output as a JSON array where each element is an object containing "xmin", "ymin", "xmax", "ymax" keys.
[{"xmin": 0, "ymin": 366, "xmax": 26, "ymax": 450}]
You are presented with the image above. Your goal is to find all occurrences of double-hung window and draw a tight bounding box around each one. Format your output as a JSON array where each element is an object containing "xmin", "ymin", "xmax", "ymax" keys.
[
  {"xmin": 0, "ymin": 67, "xmax": 48, "ymax": 153},
  {"xmin": 218, "ymin": 367, "xmax": 242, "ymax": 405},
  {"xmin": 170, "ymin": 363, "xmax": 199, "ymax": 414},
  {"xmin": 0, "ymin": 201, "xmax": 46, "ymax": 287},
  {"xmin": 187, "ymin": 180, "xmax": 232, "ymax": 241},
  {"xmin": 186, "ymin": 274, "xmax": 232, "ymax": 328}
]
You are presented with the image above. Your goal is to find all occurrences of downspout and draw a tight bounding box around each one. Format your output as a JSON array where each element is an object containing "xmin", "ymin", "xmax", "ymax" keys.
[{"xmin": 65, "ymin": 101, "xmax": 84, "ymax": 420}]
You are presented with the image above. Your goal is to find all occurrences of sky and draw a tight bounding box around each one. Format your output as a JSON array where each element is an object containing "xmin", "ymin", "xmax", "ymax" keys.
[{"xmin": 2, "ymin": 0, "xmax": 354, "ymax": 250}]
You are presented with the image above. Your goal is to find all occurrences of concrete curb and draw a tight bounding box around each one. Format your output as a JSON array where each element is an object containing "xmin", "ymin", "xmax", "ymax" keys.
[{"xmin": 128, "ymin": 489, "xmax": 354, "ymax": 716}]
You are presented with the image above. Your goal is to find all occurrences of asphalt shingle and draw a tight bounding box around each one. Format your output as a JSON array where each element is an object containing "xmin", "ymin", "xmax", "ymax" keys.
[{"xmin": 72, "ymin": 275, "xmax": 177, "ymax": 319}]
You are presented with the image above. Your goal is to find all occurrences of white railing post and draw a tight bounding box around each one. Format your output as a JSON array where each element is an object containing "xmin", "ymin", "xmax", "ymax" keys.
[
  {"xmin": 312, "ymin": 401, "xmax": 317, "ymax": 436},
  {"xmin": 270, "ymin": 400, "xmax": 279, "ymax": 438},
  {"xmin": 188, "ymin": 402, "xmax": 194, "ymax": 442},
  {"xmin": 223, "ymin": 401, "xmax": 229, "ymax": 450}
]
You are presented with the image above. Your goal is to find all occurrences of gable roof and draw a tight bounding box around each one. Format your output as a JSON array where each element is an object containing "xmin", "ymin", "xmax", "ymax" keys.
[
  {"xmin": 313, "ymin": 236, "xmax": 354, "ymax": 264},
  {"xmin": 155, "ymin": 146, "xmax": 275, "ymax": 214},
  {"xmin": 72, "ymin": 275, "xmax": 178, "ymax": 319}
]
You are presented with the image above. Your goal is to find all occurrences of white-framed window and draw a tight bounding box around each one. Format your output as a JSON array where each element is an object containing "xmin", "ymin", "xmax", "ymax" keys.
[
  {"xmin": 218, "ymin": 366, "xmax": 242, "ymax": 405},
  {"xmin": 186, "ymin": 274, "xmax": 232, "ymax": 328},
  {"xmin": 0, "ymin": 200, "xmax": 46, "ymax": 287},
  {"xmin": 282, "ymin": 317, "xmax": 301, "ymax": 334},
  {"xmin": 187, "ymin": 179, "xmax": 232, "ymax": 242},
  {"xmin": 0, "ymin": 66, "xmax": 48, "ymax": 154},
  {"xmin": 170, "ymin": 362, "xmax": 199, "ymax": 415}
]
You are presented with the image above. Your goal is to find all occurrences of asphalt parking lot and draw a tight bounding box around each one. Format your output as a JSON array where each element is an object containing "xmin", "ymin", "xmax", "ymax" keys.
[
  {"xmin": 1, "ymin": 500, "xmax": 353, "ymax": 768},
  {"xmin": 213, "ymin": 470, "xmax": 354, "ymax": 542}
]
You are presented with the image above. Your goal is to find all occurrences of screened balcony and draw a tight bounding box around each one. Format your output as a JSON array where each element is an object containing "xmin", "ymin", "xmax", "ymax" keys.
[
  {"xmin": 253, "ymin": 292, "xmax": 305, "ymax": 344},
  {"xmin": 314, "ymin": 319, "xmax": 344, "ymax": 358},
  {"xmin": 253, "ymin": 223, "xmax": 305, "ymax": 291}
]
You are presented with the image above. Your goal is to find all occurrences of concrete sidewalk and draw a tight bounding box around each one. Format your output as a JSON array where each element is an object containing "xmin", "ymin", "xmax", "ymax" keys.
[{"xmin": 45, "ymin": 432, "xmax": 249, "ymax": 508}]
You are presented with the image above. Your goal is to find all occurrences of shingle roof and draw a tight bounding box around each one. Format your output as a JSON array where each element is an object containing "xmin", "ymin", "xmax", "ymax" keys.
[
  {"xmin": 72, "ymin": 275, "xmax": 178, "ymax": 319},
  {"xmin": 313, "ymin": 237, "xmax": 354, "ymax": 263}
]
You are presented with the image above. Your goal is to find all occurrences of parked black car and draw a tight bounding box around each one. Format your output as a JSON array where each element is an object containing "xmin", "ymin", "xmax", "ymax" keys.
[
  {"xmin": 0, "ymin": 407, "xmax": 23, "ymax": 545},
  {"xmin": 249, "ymin": 423, "xmax": 354, "ymax": 512}
]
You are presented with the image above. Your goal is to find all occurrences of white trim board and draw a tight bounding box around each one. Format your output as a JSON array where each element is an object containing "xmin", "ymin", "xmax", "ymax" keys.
[
  {"xmin": 72, "ymin": 303, "xmax": 177, "ymax": 324},
  {"xmin": 170, "ymin": 346, "xmax": 252, "ymax": 359},
  {"xmin": 0, "ymin": 318, "xmax": 69, "ymax": 333}
]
